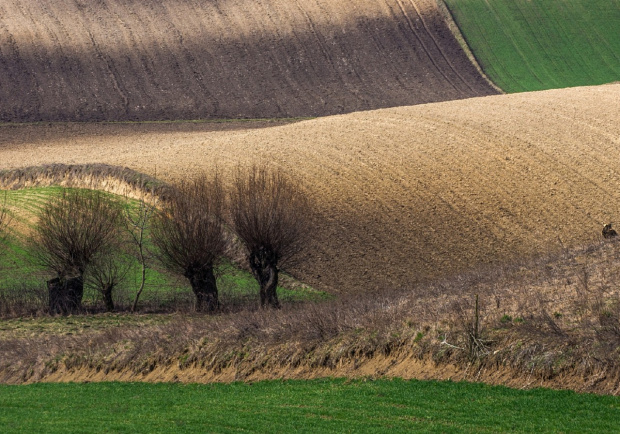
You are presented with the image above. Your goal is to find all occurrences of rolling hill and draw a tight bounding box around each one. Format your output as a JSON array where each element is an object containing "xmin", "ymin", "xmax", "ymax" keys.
[
  {"xmin": 0, "ymin": 0, "xmax": 497, "ymax": 122},
  {"xmin": 443, "ymin": 0, "xmax": 620, "ymax": 92},
  {"xmin": 1, "ymin": 84, "xmax": 619, "ymax": 293}
]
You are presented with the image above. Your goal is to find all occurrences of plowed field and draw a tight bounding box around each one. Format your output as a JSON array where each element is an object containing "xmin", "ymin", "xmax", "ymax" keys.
[
  {"xmin": 0, "ymin": 0, "xmax": 497, "ymax": 122},
  {"xmin": 2, "ymin": 85, "xmax": 618, "ymax": 293}
]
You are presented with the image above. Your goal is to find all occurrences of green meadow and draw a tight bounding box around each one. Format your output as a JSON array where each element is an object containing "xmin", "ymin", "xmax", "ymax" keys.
[
  {"xmin": 1, "ymin": 379, "xmax": 619, "ymax": 433},
  {"xmin": 444, "ymin": 0, "xmax": 620, "ymax": 92}
]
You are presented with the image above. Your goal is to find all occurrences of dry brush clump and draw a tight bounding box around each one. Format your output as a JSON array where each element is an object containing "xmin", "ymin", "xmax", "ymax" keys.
[
  {"xmin": 0, "ymin": 164, "xmax": 170, "ymax": 200},
  {"xmin": 2, "ymin": 246, "xmax": 620, "ymax": 393},
  {"xmin": 419, "ymin": 238, "xmax": 620, "ymax": 384},
  {"xmin": 0, "ymin": 289, "xmax": 419, "ymax": 383}
]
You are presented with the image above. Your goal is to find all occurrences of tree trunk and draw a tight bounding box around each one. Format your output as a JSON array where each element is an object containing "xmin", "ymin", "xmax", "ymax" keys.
[
  {"xmin": 185, "ymin": 264, "xmax": 219, "ymax": 312},
  {"xmin": 131, "ymin": 262, "xmax": 147, "ymax": 313},
  {"xmin": 259, "ymin": 263, "xmax": 280, "ymax": 309},
  {"xmin": 250, "ymin": 248, "xmax": 280, "ymax": 309},
  {"xmin": 48, "ymin": 275, "xmax": 84, "ymax": 315},
  {"xmin": 102, "ymin": 284, "xmax": 115, "ymax": 312}
]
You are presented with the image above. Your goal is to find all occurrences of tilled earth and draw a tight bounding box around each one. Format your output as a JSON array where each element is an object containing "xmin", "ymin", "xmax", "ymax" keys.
[{"xmin": 0, "ymin": 0, "xmax": 497, "ymax": 122}]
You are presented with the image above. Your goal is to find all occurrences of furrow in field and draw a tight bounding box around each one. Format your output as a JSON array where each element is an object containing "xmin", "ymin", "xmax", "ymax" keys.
[{"xmin": 0, "ymin": 0, "xmax": 497, "ymax": 122}]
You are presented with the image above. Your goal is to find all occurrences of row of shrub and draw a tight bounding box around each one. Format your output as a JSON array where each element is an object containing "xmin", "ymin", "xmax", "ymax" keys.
[{"xmin": 0, "ymin": 165, "xmax": 313, "ymax": 315}]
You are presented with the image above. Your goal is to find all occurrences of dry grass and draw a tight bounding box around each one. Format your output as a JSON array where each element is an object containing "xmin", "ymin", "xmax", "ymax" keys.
[{"xmin": 0, "ymin": 164, "xmax": 169, "ymax": 201}]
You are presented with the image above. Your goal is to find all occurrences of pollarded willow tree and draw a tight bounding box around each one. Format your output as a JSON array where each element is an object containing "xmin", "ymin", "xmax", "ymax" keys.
[
  {"xmin": 31, "ymin": 189, "xmax": 123, "ymax": 314},
  {"xmin": 151, "ymin": 174, "xmax": 227, "ymax": 312},
  {"xmin": 229, "ymin": 165, "xmax": 312, "ymax": 309}
]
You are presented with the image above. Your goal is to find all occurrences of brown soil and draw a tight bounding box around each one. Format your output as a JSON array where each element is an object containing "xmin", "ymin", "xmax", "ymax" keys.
[
  {"xmin": 0, "ymin": 0, "xmax": 498, "ymax": 122},
  {"xmin": 1, "ymin": 84, "xmax": 619, "ymax": 295},
  {"xmin": 37, "ymin": 356, "xmax": 620, "ymax": 395}
]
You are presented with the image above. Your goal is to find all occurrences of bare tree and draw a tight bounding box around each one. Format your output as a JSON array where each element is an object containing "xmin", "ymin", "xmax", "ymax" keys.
[
  {"xmin": 85, "ymin": 254, "xmax": 131, "ymax": 312},
  {"xmin": 31, "ymin": 189, "xmax": 123, "ymax": 314},
  {"xmin": 125, "ymin": 193, "xmax": 157, "ymax": 312},
  {"xmin": 229, "ymin": 165, "xmax": 312, "ymax": 309},
  {"xmin": 151, "ymin": 174, "xmax": 226, "ymax": 312}
]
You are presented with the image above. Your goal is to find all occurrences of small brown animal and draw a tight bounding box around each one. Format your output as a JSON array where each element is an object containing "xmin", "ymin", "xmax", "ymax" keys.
[{"xmin": 602, "ymin": 223, "xmax": 618, "ymax": 239}]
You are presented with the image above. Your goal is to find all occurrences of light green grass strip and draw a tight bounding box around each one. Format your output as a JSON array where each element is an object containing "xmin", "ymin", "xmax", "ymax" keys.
[
  {"xmin": 443, "ymin": 0, "xmax": 620, "ymax": 92},
  {"xmin": 0, "ymin": 379, "xmax": 619, "ymax": 433}
]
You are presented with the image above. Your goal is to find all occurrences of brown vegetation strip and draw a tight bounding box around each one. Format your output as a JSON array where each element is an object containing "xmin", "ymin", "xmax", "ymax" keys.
[
  {"xmin": 1, "ymin": 85, "xmax": 619, "ymax": 294},
  {"xmin": 0, "ymin": 0, "xmax": 497, "ymax": 122},
  {"xmin": 3, "ymin": 237, "xmax": 620, "ymax": 394},
  {"xmin": 0, "ymin": 163, "xmax": 168, "ymax": 198}
]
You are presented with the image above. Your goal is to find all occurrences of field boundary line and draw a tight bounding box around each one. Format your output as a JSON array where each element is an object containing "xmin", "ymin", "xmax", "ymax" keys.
[
  {"xmin": 434, "ymin": 0, "xmax": 503, "ymax": 93},
  {"xmin": 408, "ymin": 0, "xmax": 476, "ymax": 93}
]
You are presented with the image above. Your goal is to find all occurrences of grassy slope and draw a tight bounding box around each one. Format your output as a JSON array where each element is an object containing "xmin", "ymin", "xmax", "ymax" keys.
[
  {"xmin": 444, "ymin": 0, "xmax": 620, "ymax": 92},
  {"xmin": 1, "ymin": 380, "xmax": 619, "ymax": 432}
]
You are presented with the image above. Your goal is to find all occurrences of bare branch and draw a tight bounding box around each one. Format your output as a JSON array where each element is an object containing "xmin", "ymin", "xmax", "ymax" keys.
[
  {"xmin": 0, "ymin": 191, "xmax": 11, "ymax": 258},
  {"xmin": 31, "ymin": 188, "xmax": 124, "ymax": 313},
  {"xmin": 124, "ymin": 191, "xmax": 158, "ymax": 312},
  {"xmin": 229, "ymin": 165, "xmax": 312, "ymax": 308},
  {"xmin": 151, "ymin": 173, "xmax": 227, "ymax": 312},
  {"xmin": 85, "ymin": 254, "xmax": 132, "ymax": 312}
]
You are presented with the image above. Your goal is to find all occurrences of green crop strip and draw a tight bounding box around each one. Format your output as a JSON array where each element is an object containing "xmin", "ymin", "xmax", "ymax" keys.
[
  {"xmin": 0, "ymin": 379, "xmax": 618, "ymax": 432},
  {"xmin": 443, "ymin": 0, "xmax": 620, "ymax": 92}
]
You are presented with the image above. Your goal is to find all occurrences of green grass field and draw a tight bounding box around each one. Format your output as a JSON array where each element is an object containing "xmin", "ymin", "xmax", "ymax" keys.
[
  {"xmin": 444, "ymin": 0, "xmax": 620, "ymax": 92},
  {"xmin": 1, "ymin": 379, "xmax": 619, "ymax": 432}
]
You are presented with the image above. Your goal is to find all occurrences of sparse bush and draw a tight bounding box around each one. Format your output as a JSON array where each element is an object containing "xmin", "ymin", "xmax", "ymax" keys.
[
  {"xmin": 151, "ymin": 173, "xmax": 227, "ymax": 312},
  {"xmin": 500, "ymin": 314, "xmax": 512, "ymax": 324},
  {"xmin": 124, "ymin": 192, "xmax": 157, "ymax": 312},
  {"xmin": 229, "ymin": 165, "xmax": 312, "ymax": 309},
  {"xmin": 31, "ymin": 188, "xmax": 123, "ymax": 314},
  {"xmin": 85, "ymin": 254, "xmax": 132, "ymax": 312}
]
